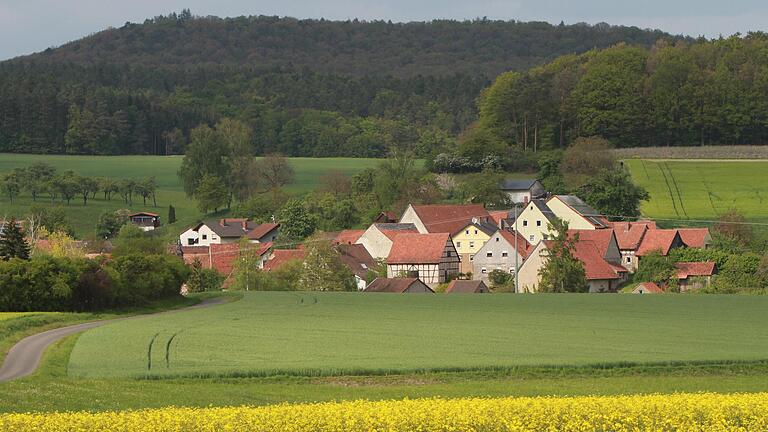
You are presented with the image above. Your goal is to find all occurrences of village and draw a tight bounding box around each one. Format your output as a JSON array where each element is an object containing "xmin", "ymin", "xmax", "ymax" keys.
[{"xmin": 171, "ymin": 179, "xmax": 714, "ymax": 294}]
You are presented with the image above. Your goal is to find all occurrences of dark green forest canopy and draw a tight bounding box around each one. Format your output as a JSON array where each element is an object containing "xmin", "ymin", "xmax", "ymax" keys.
[
  {"xmin": 0, "ymin": 13, "xmax": 676, "ymax": 156},
  {"xmin": 476, "ymin": 33, "xmax": 768, "ymax": 150}
]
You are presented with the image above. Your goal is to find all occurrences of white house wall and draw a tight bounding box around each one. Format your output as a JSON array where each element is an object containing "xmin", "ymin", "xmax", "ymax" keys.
[{"xmin": 398, "ymin": 205, "xmax": 429, "ymax": 233}]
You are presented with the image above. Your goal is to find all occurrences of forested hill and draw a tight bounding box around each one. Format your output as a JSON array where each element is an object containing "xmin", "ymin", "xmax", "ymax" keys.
[{"xmin": 0, "ymin": 12, "xmax": 677, "ymax": 156}]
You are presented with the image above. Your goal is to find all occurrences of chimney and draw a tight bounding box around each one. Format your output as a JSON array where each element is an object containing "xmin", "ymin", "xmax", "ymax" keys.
[
  {"xmin": 220, "ymin": 219, "xmax": 228, "ymax": 226},
  {"xmin": 242, "ymin": 221, "xmax": 248, "ymax": 231}
]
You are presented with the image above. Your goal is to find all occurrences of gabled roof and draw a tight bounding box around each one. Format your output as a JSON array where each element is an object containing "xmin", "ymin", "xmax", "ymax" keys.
[
  {"xmin": 530, "ymin": 199, "xmax": 558, "ymax": 223},
  {"xmin": 455, "ymin": 218, "xmax": 498, "ymax": 237},
  {"xmin": 183, "ymin": 242, "xmax": 272, "ymax": 276},
  {"xmin": 634, "ymin": 282, "xmax": 664, "ymax": 293},
  {"xmin": 496, "ymin": 229, "xmax": 532, "ymax": 259},
  {"xmin": 445, "ymin": 280, "xmax": 488, "ymax": 293},
  {"xmin": 488, "ymin": 210, "xmax": 509, "ymax": 227},
  {"xmin": 387, "ymin": 233, "xmax": 452, "ymax": 264},
  {"xmin": 337, "ymin": 244, "xmax": 377, "ymax": 278},
  {"xmin": 247, "ymin": 223, "xmax": 280, "ymax": 240},
  {"xmin": 608, "ymin": 221, "xmax": 651, "ymax": 250},
  {"xmin": 332, "ymin": 230, "xmax": 366, "ymax": 245},
  {"xmin": 499, "ymin": 179, "xmax": 539, "ymax": 190},
  {"xmin": 636, "ymin": 229, "xmax": 683, "ymax": 256},
  {"xmin": 375, "ymin": 223, "xmax": 419, "ymax": 240},
  {"xmin": 675, "ymin": 261, "xmax": 716, "ymax": 279},
  {"xmin": 548, "ymin": 195, "xmax": 609, "ymax": 228},
  {"xmin": 571, "ymin": 240, "xmax": 624, "ymax": 281},
  {"xmin": 408, "ymin": 204, "xmax": 489, "ymax": 234},
  {"xmin": 364, "ymin": 278, "xmax": 434, "ymax": 293},
  {"xmin": 203, "ymin": 218, "xmax": 257, "ymax": 238},
  {"xmin": 677, "ymin": 228, "xmax": 710, "ymax": 248},
  {"xmin": 129, "ymin": 212, "xmax": 159, "ymax": 217},
  {"xmin": 264, "ymin": 248, "xmax": 306, "ymax": 272},
  {"xmin": 568, "ymin": 229, "xmax": 616, "ymax": 260}
]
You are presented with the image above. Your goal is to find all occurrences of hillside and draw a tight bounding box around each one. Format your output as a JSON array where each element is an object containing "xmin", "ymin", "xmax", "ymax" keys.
[{"xmin": 0, "ymin": 12, "xmax": 676, "ymax": 156}]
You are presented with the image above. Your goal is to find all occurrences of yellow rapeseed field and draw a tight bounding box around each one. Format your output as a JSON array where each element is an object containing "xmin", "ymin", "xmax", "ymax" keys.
[{"xmin": 2, "ymin": 393, "xmax": 767, "ymax": 431}]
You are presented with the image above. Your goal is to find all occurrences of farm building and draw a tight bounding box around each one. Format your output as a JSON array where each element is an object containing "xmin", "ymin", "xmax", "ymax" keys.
[
  {"xmin": 498, "ymin": 179, "xmax": 546, "ymax": 203},
  {"xmin": 609, "ymin": 220, "xmax": 656, "ymax": 272},
  {"xmin": 181, "ymin": 242, "xmax": 273, "ymax": 278},
  {"xmin": 546, "ymin": 195, "xmax": 610, "ymax": 230},
  {"xmin": 373, "ymin": 211, "xmax": 398, "ymax": 223},
  {"xmin": 386, "ymin": 233, "xmax": 460, "ymax": 286},
  {"xmin": 355, "ymin": 223, "xmax": 418, "ymax": 259},
  {"xmin": 445, "ymin": 280, "xmax": 489, "ymax": 293},
  {"xmin": 452, "ymin": 217, "xmax": 499, "ymax": 274},
  {"xmin": 399, "ymin": 204, "xmax": 489, "ymax": 234},
  {"xmin": 632, "ymin": 282, "xmax": 664, "ymax": 294},
  {"xmin": 128, "ymin": 212, "xmax": 160, "ymax": 231},
  {"xmin": 472, "ymin": 229, "xmax": 531, "ymax": 282},
  {"xmin": 636, "ymin": 229, "xmax": 686, "ymax": 258},
  {"xmin": 678, "ymin": 228, "xmax": 712, "ymax": 249},
  {"xmin": 179, "ymin": 219, "xmax": 279, "ymax": 246},
  {"xmin": 675, "ymin": 261, "xmax": 716, "ymax": 291},
  {"xmin": 364, "ymin": 278, "xmax": 434, "ymax": 293},
  {"xmin": 332, "ymin": 230, "xmax": 365, "ymax": 245}
]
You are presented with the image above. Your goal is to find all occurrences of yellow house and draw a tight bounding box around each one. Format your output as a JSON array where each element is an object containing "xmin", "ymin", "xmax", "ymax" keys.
[
  {"xmin": 546, "ymin": 195, "xmax": 609, "ymax": 230},
  {"xmin": 452, "ymin": 218, "xmax": 497, "ymax": 274},
  {"xmin": 509, "ymin": 200, "xmax": 557, "ymax": 245}
]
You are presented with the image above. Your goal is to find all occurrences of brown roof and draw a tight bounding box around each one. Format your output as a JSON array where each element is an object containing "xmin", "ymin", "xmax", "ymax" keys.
[
  {"xmin": 488, "ymin": 210, "xmax": 508, "ymax": 227},
  {"xmin": 387, "ymin": 233, "xmax": 452, "ymax": 264},
  {"xmin": 364, "ymin": 278, "xmax": 434, "ymax": 293},
  {"xmin": 677, "ymin": 228, "xmax": 710, "ymax": 248},
  {"xmin": 445, "ymin": 280, "xmax": 488, "ymax": 293},
  {"xmin": 634, "ymin": 282, "xmax": 664, "ymax": 293},
  {"xmin": 636, "ymin": 229, "xmax": 683, "ymax": 256},
  {"xmin": 337, "ymin": 244, "xmax": 377, "ymax": 278},
  {"xmin": 264, "ymin": 248, "xmax": 306, "ymax": 272},
  {"xmin": 675, "ymin": 261, "xmax": 716, "ymax": 279},
  {"xmin": 247, "ymin": 223, "xmax": 280, "ymax": 241},
  {"xmin": 568, "ymin": 229, "xmax": 616, "ymax": 260},
  {"xmin": 571, "ymin": 240, "xmax": 623, "ymax": 281},
  {"xmin": 332, "ymin": 230, "xmax": 365, "ymax": 245},
  {"xmin": 409, "ymin": 204, "xmax": 489, "ymax": 234},
  {"xmin": 376, "ymin": 223, "xmax": 419, "ymax": 240},
  {"xmin": 496, "ymin": 229, "xmax": 532, "ymax": 259},
  {"xmin": 129, "ymin": 212, "xmax": 159, "ymax": 217},
  {"xmin": 183, "ymin": 242, "xmax": 272, "ymax": 276},
  {"xmin": 609, "ymin": 221, "xmax": 651, "ymax": 250}
]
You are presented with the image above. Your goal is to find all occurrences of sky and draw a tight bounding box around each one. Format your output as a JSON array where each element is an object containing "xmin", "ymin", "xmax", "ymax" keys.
[{"xmin": 1, "ymin": 0, "xmax": 767, "ymax": 60}]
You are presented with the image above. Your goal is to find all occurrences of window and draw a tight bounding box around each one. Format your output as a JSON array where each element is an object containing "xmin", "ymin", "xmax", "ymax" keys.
[
  {"xmin": 361, "ymin": 263, "xmax": 368, "ymax": 269},
  {"xmin": 502, "ymin": 251, "xmax": 508, "ymax": 257},
  {"xmin": 530, "ymin": 205, "xmax": 533, "ymax": 211},
  {"xmin": 474, "ymin": 230, "xmax": 478, "ymax": 235},
  {"xmin": 509, "ymin": 268, "xmax": 515, "ymax": 274},
  {"xmin": 495, "ymin": 237, "xmax": 500, "ymax": 242},
  {"xmin": 456, "ymin": 241, "xmax": 462, "ymax": 248},
  {"xmin": 447, "ymin": 251, "xmax": 452, "ymax": 257},
  {"xmin": 626, "ymin": 256, "xmax": 631, "ymax": 263},
  {"xmin": 481, "ymin": 267, "xmax": 487, "ymax": 274},
  {"xmin": 202, "ymin": 234, "xmax": 207, "ymax": 240},
  {"xmin": 536, "ymin": 220, "xmax": 541, "ymax": 227},
  {"xmin": 529, "ymin": 235, "xmax": 535, "ymax": 242},
  {"xmin": 469, "ymin": 255, "xmax": 474, "ymax": 261},
  {"xmin": 523, "ymin": 220, "xmax": 528, "ymax": 227},
  {"xmin": 466, "ymin": 230, "xmax": 469, "ymax": 235},
  {"xmin": 469, "ymin": 241, "xmax": 475, "ymax": 248},
  {"xmin": 486, "ymin": 252, "xmax": 493, "ymax": 257}
]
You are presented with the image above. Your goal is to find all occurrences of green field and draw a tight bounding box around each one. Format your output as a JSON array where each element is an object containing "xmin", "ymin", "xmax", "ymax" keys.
[
  {"xmin": 0, "ymin": 154, "xmax": 385, "ymax": 236},
  {"xmin": 69, "ymin": 292, "xmax": 768, "ymax": 379},
  {"xmin": 625, "ymin": 159, "xmax": 768, "ymax": 222}
]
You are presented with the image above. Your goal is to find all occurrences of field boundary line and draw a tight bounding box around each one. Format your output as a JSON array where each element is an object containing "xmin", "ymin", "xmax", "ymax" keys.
[
  {"xmin": 664, "ymin": 162, "xmax": 688, "ymax": 219},
  {"xmin": 656, "ymin": 161, "xmax": 681, "ymax": 218}
]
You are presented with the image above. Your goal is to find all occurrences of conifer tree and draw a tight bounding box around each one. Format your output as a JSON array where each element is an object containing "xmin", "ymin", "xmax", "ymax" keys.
[{"xmin": 0, "ymin": 218, "xmax": 30, "ymax": 260}]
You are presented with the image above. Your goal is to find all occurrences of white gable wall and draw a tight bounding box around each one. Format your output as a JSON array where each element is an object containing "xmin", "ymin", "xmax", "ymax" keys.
[{"xmin": 398, "ymin": 205, "xmax": 429, "ymax": 233}]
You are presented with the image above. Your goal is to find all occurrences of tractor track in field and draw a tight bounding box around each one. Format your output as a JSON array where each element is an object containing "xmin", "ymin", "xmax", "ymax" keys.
[{"xmin": 0, "ymin": 296, "xmax": 229, "ymax": 382}]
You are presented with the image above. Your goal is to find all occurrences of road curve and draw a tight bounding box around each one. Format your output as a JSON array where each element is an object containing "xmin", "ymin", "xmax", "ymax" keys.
[{"xmin": 0, "ymin": 296, "xmax": 229, "ymax": 382}]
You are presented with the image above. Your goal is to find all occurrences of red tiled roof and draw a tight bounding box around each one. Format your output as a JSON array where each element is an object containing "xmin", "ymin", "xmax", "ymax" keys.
[
  {"xmin": 332, "ymin": 230, "xmax": 365, "ymax": 245},
  {"xmin": 246, "ymin": 223, "xmax": 280, "ymax": 241},
  {"xmin": 636, "ymin": 229, "xmax": 681, "ymax": 256},
  {"xmin": 634, "ymin": 282, "xmax": 664, "ymax": 293},
  {"xmin": 568, "ymin": 229, "xmax": 616, "ymax": 259},
  {"xmin": 677, "ymin": 228, "xmax": 710, "ymax": 248},
  {"xmin": 675, "ymin": 261, "xmax": 716, "ymax": 279},
  {"xmin": 497, "ymin": 229, "xmax": 532, "ymax": 259},
  {"xmin": 379, "ymin": 225, "xmax": 419, "ymax": 241},
  {"xmin": 129, "ymin": 212, "xmax": 159, "ymax": 217},
  {"xmin": 364, "ymin": 278, "xmax": 434, "ymax": 293},
  {"xmin": 445, "ymin": 280, "xmax": 488, "ymax": 293},
  {"xmin": 410, "ymin": 204, "xmax": 489, "ymax": 234},
  {"xmin": 489, "ymin": 210, "xmax": 508, "ymax": 227},
  {"xmin": 572, "ymin": 240, "xmax": 622, "ymax": 281},
  {"xmin": 183, "ymin": 243, "xmax": 272, "ymax": 276},
  {"xmin": 264, "ymin": 248, "xmax": 306, "ymax": 272},
  {"xmin": 608, "ymin": 221, "xmax": 650, "ymax": 250},
  {"xmin": 387, "ymin": 233, "xmax": 452, "ymax": 264}
]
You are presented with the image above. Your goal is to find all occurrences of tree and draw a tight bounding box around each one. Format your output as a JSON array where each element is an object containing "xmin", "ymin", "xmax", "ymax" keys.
[
  {"xmin": 29, "ymin": 205, "xmax": 73, "ymax": 236},
  {"xmin": 714, "ymin": 209, "xmax": 753, "ymax": 247},
  {"xmin": 194, "ymin": 174, "xmax": 228, "ymax": 213},
  {"xmin": 537, "ymin": 219, "xmax": 587, "ymax": 293},
  {"xmin": 578, "ymin": 168, "xmax": 649, "ymax": 220},
  {"xmin": 488, "ymin": 269, "xmax": 514, "ymax": 292},
  {"xmin": 320, "ymin": 171, "xmax": 352, "ymax": 197},
  {"xmin": 137, "ymin": 177, "xmax": 158, "ymax": 206},
  {"xmin": 0, "ymin": 172, "xmax": 21, "ymax": 203},
  {"xmin": 100, "ymin": 177, "xmax": 119, "ymax": 201},
  {"xmin": 77, "ymin": 175, "xmax": 100, "ymax": 206},
  {"xmin": 633, "ymin": 251, "xmax": 676, "ymax": 287},
  {"xmin": 51, "ymin": 171, "xmax": 80, "ymax": 205},
  {"xmin": 559, "ymin": 136, "xmax": 616, "ymax": 186},
  {"xmin": 168, "ymin": 205, "xmax": 177, "ymax": 224},
  {"xmin": 231, "ymin": 238, "xmax": 262, "ymax": 291},
  {"xmin": 458, "ymin": 169, "xmax": 511, "ymax": 208},
  {"xmin": 96, "ymin": 210, "xmax": 128, "ymax": 238},
  {"xmin": 186, "ymin": 259, "xmax": 223, "ymax": 293},
  {"xmin": 117, "ymin": 179, "xmax": 136, "ymax": 205},
  {"xmin": 0, "ymin": 218, "xmax": 30, "ymax": 260},
  {"xmin": 22, "ymin": 163, "xmax": 56, "ymax": 201},
  {"xmin": 253, "ymin": 153, "xmax": 295, "ymax": 196},
  {"xmin": 178, "ymin": 124, "xmax": 230, "ymax": 197},
  {"xmin": 278, "ymin": 198, "xmax": 317, "ymax": 240},
  {"xmin": 298, "ymin": 234, "xmax": 356, "ymax": 291}
]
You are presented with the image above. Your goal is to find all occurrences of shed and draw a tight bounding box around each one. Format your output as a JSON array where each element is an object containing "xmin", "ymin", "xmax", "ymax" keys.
[
  {"xmin": 363, "ymin": 278, "xmax": 434, "ymax": 293},
  {"xmin": 445, "ymin": 280, "xmax": 489, "ymax": 293}
]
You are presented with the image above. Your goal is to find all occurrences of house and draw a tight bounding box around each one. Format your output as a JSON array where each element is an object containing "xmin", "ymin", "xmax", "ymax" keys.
[
  {"xmin": 179, "ymin": 219, "xmax": 279, "ymax": 246},
  {"xmin": 546, "ymin": 195, "xmax": 609, "ymax": 230},
  {"xmin": 499, "ymin": 179, "xmax": 546, "ymax": 203},
  {"xmin": 182, "ymin": 242, "xmax": 273, "ymax": 281},
  {"xmin": 128, "ymin": 212, "xmax": 160, "ymax": 231},
  {"xmin": 452, "ymin": 217, "xmax": 499, "ymax": 274},
  {"xmin": 355, "ymin": 223, "xmax": 418, "ymax": 259},
  {"xmin": 373, "ymin": 211, "xmax": 398, "ymax": 224},
  {"xmin": 636, "ymin": 229, "xmax": 686, "ymax": 258},
  {"xmin": 632, "ymin": 282, "xmax": 664, "ymax": 294},
  {"xmin": 677, "ymin": 228, "xmax": 712, "ymax": 249},
  {"xmin": 506, "ymin": 199, "xmax": 558, "ymax": 244},
  {"xmin": 472, "ymin": 229, "xmax": 531, "ymax": 282},
  {"xmin": 609, "ymin": 221, "xmax": 655, "ymax": 272},
  {"xmin": 332, "ymin": 230, "xmax": 365, "ymax": 246},
  {"xmin": 517, "ymin": 239, "xmax": 626, "ymax": 293},
  {"xmin": 337, "ymin": 244, "xmax": 377, "ymax": 291},
  {"xmin": 568, "ymin": 229, "xmax": 624, "ymax": 267},
  {"xmin": 363, "ymin": 277, "xmax": 434, "ymax": 293},
  {"xmin": 263, "ymin": 248, "xmax": 306, "ymax": 272},
  {"xmin": 488, "ymin": 210, "xmax": 510, "ymax": 228},
  {"xmin": 445, "ymin": 280, "xmax": 489, "ymax": 293},
  {"xmin": 386, "ymin": 233, "xmax": 460, "ymax": 286},
  {"xmin": 399, "ymin": 204, "xmax": 489, "ymax": 234},
  {"xmin": 675, "ymin": 261, "xmax": 716, "ymax": 291}
]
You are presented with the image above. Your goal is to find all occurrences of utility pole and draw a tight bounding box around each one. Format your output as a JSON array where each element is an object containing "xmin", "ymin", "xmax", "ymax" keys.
[{"xmin": 514, "ymin": 202, "xmax": 520, "ymax": 294}]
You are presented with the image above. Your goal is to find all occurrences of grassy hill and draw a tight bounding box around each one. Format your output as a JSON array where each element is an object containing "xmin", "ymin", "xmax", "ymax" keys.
[
  {"xmin": 0, "ymin": 154, "xmax": 385, "ymax": 236},
  {"xmin": 69, "ymin": 291, "xmax": 768, "ymax": 379},
  {"xmin": 625, "ymin": 159, "xmax": 768, "ymax": 224}
]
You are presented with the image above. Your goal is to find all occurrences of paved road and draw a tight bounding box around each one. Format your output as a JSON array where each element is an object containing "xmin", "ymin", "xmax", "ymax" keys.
[{"xmin": 0, "ymin": 296, "xmax": 228, "ymax": 382}]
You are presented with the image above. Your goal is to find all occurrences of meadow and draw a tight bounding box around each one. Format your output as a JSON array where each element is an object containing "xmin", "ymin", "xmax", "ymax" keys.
[
  {"xmin": 0, "ymin": 154, "xmax": 386, "ymax": 236},
  {"xmin": 68, "ymin": 291, "xmax": 768, "ymax": 379},
  {"xmin": 624, "ymin": 159, "xmax": 768, "ymax": 223}
]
